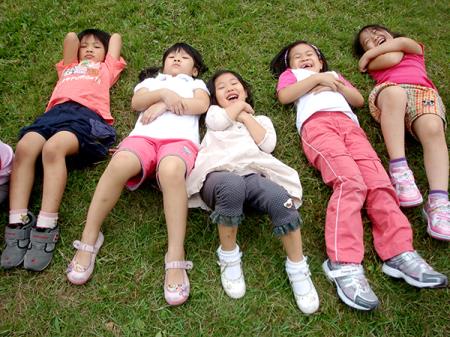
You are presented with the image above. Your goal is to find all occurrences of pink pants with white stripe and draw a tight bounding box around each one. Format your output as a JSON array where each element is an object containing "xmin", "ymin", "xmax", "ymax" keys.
[{"xmin": 301, "ymin": 112, "xmax": 414, "ymax": 264}]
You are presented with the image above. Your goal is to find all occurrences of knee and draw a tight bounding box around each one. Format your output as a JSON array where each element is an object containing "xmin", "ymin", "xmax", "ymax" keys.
[
  {"xmin": 158, "ymin": 157, "xmax": 186, "ymax": 186},
  {"xmin": 338, "ymin": 175, "xmax": 368, "ymax": 201},
  {"xmin": 107, "ymin": 152, "xmax": 133, "ymax": 174},
  {"xmin": 15, "ymin": 138, "xmax": 40, "ymax": 163},
  {"xmin": 414, "ymin": 116, "xmax": 445, "ymax": 142},
  {"xmin": 268, "ymin": 188, "xmax": 295, "ymax": 213},
  {"xmin": 215, "ymin": 175, "xmax": 246, "ymax": 201},
  {"xmin": 42, "ymin": 141, "xmax": 65, "ymax": 164}
]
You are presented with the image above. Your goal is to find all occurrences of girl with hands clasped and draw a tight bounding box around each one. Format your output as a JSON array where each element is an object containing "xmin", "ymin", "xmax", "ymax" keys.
[
  {"xmin": 187, "ymin": 70, "xmax": 319, "ymax": 314},
  {"xmin": 67, "ymin": 43, "xmax": 210, "ymax": 307},
  {"xmin": 354, "ymin": 24, "xmax": 449, "ymax": 241},
  {"xmin": 271, "ymin": 40, "xmax": 447, "ymax": 311}
]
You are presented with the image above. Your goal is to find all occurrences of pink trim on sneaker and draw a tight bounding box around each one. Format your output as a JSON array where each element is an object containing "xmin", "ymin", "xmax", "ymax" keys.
[
  {"xmin": 390, "ymin": 167, "xmax": 423, "ymax": 207},
  {"xmin": 423, "ymin": 199, "xmax": 450, "ymax": 241}
]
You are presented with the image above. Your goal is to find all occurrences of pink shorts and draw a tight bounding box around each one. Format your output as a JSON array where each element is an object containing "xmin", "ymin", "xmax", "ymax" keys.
[{"xmin": 116, "ymin": 136, "xmax": 198, "ymax": 190}]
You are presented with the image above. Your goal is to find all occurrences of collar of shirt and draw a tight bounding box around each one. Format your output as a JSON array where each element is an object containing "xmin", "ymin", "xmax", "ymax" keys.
[{"xmin": 156, "ymin": 73, "xmax": 194, "ymax": 82}]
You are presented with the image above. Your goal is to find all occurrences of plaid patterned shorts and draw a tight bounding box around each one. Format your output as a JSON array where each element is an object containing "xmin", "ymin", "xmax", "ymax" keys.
[{"xmin": 368, "ymin": 83, "xmax": 446, "ymax": 134}]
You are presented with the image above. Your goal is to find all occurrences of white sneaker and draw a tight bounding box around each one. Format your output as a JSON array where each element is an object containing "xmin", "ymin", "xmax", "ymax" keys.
[
  {"xmin": 287, "ymin": 257, "xmax": 320, "ymax": 314},
  {"xmin": 217, "ymin": 251, "xmax": 246, "ymax": 299}
]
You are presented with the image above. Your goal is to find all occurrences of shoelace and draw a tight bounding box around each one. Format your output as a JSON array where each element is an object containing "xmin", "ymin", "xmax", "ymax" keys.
[
  {"xmin": 341, "ymin": 273, "xmax": 371, "ymax": 293},
  {"xmin": 398, "ymin": 252, "xmax": 431, "ymax": 274},
  {"xmin": 392, "ymin": 171, "xmax": 415, "ymax": 191},
  {"xmin": 430, "ymin": 201, "xmax": 450, "ymax": 223}
]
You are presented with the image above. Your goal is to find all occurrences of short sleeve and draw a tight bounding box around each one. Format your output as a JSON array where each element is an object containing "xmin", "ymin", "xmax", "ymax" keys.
[
  {"xmin": 192, "ymin": 79, "xmax": 209, "ymax": 94},
  {"xmin": 134, "ymin": 78, "xmax": 156, "ymax": 93},
  {"xmin": 55, "ymin": 60, "xmax": 77, "ymax": 79},
  {"xmin": 337, "ymin": 73, "xmax": 356, "ymax": 89},
  {"xmin": 104, "ymin": 54, "xmax": 127, "ymax": 87},
  {"xmin": 277, "ymin": 69, "xmax": 297, "ymax": 92}
]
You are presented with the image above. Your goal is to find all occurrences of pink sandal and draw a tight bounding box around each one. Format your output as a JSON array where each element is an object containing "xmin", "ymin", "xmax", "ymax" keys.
[
  {"xmin": 66, "ymin": 232, "xmax": 104, "ymax": 285},
  {"xmin": 164, "ymin": 256, "xmax": 193, "ymax": 306}
]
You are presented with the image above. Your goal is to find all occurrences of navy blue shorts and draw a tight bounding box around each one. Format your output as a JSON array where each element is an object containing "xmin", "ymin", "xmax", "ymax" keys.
[{"xmin": 19, "ymin": 102, "xmax": 116, "ymax": 166}]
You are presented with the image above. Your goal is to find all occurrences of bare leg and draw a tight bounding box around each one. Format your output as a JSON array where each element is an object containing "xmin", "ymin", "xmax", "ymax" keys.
[
  {"xmin": 218, "ymin": 224, "xmax": 238, "ymax": 250},
  {"xmin": 158, "ymin": 155, "xmax": 189, "ymax": 286},
  {"xmin": 9, "ymin": 132, "xmax": 46, "ymax": 210},
  {"xmin": 40, "ymin": 131, "xmax": 80, "ymax": 213},
  {"xmin": 413, "ymin": 114, "xmax": 449, "ymax": 190},
  {"xmin": 74, "ymin": 151, "xmax": 141, "ymax": 267},
  {"xmin": 280, "ymin": 228, "xmax": 304, "ymax": 262},
  {"xmin": 377, "ymin": 86, "xmax": 408, "ymax": 160}
]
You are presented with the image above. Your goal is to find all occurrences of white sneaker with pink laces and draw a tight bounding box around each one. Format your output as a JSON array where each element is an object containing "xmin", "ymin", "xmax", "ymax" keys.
[
  {"xmin": 423, "ymin": 199, "xmax": 450, "ymax": 241},
  {"xmin": 390, "ymin": 167, "xmax": 423, "ymax": 207}
]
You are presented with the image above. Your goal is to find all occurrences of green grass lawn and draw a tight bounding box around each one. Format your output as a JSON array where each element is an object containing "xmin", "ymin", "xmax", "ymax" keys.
[{"xmin": 1, "ymin": 1, "xmax": 449, "ymax": 336}]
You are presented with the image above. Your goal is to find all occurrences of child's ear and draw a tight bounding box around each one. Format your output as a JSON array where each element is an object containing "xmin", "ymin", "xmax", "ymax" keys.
[{"xmin": 192, "ymin": 67, "xmax": 199, "ymax": 77}]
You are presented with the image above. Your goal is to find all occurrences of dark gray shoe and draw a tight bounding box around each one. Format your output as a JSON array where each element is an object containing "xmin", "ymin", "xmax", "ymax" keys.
[
  {"xmin": 1, "ymin": 212, "xmax": 36, "ymax": 269},
  {"xmin": 23, "ymin": 225, "xmax": 59, "ymax": 272}
]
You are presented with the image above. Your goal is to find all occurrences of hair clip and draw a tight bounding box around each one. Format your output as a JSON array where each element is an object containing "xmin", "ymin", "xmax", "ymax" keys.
[
  {"xmin": 284, "ymin": 50, "xmax": 289, "ymax": 67},
  {"xmin": 310, "ymin": 44, "xmax": 321, "ymax": 59}
]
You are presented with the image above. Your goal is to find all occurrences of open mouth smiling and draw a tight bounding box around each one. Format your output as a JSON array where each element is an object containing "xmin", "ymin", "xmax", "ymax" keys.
[{"xmin": 226, "ymin": 93, "xmax": 239, "ymax": 101}]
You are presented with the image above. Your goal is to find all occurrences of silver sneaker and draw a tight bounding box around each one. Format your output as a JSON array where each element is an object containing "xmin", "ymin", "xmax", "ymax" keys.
[
  {"xmin": 382, "ymin": 251, "xmax": 448, "ymax": 288},
  {"xmin": 323, "ymin": 260, "xmax": 379, "ymax": 311}
]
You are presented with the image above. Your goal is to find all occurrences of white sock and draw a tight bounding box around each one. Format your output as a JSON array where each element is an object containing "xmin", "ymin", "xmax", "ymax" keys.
[
  {"xmin": 217, "ymin": 245, "xmax": 242, "ymax": 280},
  {"xmin": 36, "ymin": 211, "xmax": 58, "ymax": 229},
  {"xmin": 285, "ymin": 256, "xmax": 311, "ymax": 295},
  {"xmin": 9, "ymin": 209, "xmax": 29, "ymax": 226}
]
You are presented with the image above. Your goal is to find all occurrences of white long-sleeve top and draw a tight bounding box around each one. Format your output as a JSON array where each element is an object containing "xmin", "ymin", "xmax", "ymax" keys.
[{"xmin": 187, "ymin": 105, "xmax": 302, "ymax": 210}]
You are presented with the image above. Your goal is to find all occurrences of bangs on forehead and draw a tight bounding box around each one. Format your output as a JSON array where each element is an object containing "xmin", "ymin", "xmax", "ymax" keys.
[
  {"xmin": 166, "ymin": 46, "xmax": 191, "ymax": 57},
  {"xmin": 80, "ymin": 34, "xmax": 101, "ymax": 43}
]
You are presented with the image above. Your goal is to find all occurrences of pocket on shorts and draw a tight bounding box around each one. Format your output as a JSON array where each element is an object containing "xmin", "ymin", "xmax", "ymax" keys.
[{"xmin": 89, "ymin": 119, "xmax": 116, "ymax": 146}]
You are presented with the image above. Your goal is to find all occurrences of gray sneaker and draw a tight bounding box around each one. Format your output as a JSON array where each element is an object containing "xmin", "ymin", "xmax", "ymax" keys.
[
  {"xmin": 1, "ymin": 212, "xmax": 36, "ymax": 269},
  {"xmin": 323, "ymin": 259, "xmax": 379, "ymax": 311},
  {"xmin": 382, "ymin": 251, "xmax": 448, "ymax": 288},
  {"xmin": 23, "ymin": 225, "xmax": 59, "ymax": 272}
]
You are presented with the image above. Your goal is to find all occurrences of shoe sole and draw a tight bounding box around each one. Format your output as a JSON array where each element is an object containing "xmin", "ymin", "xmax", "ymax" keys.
[
  {"xmin": 223, "ymin": 285, "xmax": 246, "ymax": 299},
  {"xmin": 322, "ymin": 261, "xmax": 377, "ymax": 311},
  {"xmin": 23, "ymin": 257, "xmax": 52, "ymax": 272},
  {"xmin": 67, "ymin": 232, "xmax": 105, "ymax": 285},
  {"xmin": 1, "ymin": 253, "xmax": 26, "ymax": 269},
  {"xmin": 399, "ymin": 198, "xmax": 423, "ymax": 208},
  {"xmin": 422, "ymin": 209, "xmax": 450, "ymax": 241},
  {"xmin": 220, "ymin": 273, "xmax": 246, "ymax": 299},
  {"xmin": 382, "ymin": 264, "xmax": 448, "ymax": 288}
]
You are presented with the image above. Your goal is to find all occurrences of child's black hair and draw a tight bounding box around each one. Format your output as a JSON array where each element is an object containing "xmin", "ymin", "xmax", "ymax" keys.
[
  {"xmin": 207, "ymin": 69, "xmax": 254, "ymax": 108},
  {"xmin": 78, "ymin": 29, "xmax": 111, "ymax": 55},
  {"xmin": 353, "ymin": 24, "xmax": 403, "ymax": 57},
  {"xmin": 270, "ymin": 40, "xmax": 329, "ymax": 78},
  {"xmin": 138, "ymin": 42, "xmax": 208, "ymax": 82}
]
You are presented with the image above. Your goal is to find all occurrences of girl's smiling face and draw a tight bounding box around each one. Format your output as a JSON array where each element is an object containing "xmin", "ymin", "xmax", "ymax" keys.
[
  {"xmin": 288, "ymin": 43, "xmax": 323, "ymax": 73},
  {"xmin": 359, "ymin": 27, "xmax": 394, "ymax": 51},
  {"xmin": 214, "ymin": 72, "xmax": 248, "ymax": 108}
]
